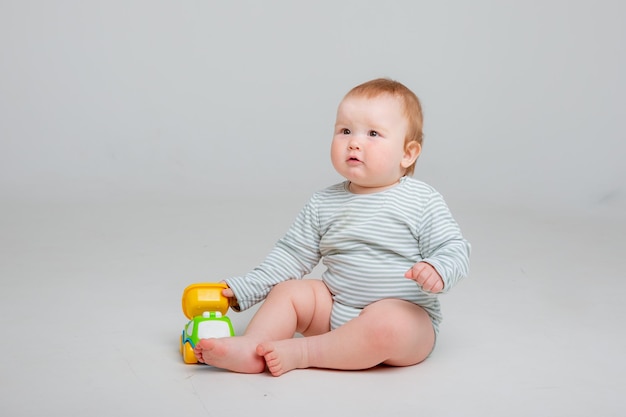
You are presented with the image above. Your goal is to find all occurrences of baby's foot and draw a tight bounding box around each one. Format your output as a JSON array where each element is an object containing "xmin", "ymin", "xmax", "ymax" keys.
[
  {"xmin": 256, "ymin": 339, "xmax": 309, "ymax": 377},
  {"xmin": 194, "ymin": 337, "xmax": 266, "ymax": 374}
]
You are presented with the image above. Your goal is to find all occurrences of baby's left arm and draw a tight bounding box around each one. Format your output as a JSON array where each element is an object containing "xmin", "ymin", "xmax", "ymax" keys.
[{"xmin": 410, "ymin": 191, "xmax": 471, "ymax": 293}]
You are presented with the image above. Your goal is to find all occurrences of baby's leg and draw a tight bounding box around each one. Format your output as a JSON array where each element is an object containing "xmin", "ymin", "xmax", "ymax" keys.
[
  {"xmin": 257, "ymin": 299, "xmax": 435, "ymax": 376},
  {"xmin": 195, "ymin": 279, "xmax": 333, "ymax": 373}
]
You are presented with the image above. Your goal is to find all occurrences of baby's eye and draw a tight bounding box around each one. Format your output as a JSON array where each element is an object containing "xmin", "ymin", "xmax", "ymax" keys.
[
  {"xmin": 368, "ymin": 130, "xmax": 379, "ymax": 137},
  {"xmin": 341, "ymin": 128, "xmax": 351, "ymax": 135}
]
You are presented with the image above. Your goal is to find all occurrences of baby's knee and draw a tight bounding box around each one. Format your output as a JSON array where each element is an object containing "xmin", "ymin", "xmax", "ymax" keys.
[
  {"xmin": 361, "ymin": 300, "xmax": 429, "ymax": 342},
  {"xmin": 361, "ymin": 300, "xmax": 435, "ymax": 364},
  {"xmin": 360, "ymin": 309, "xmax": 402, "ymax": 348},
  {"xmin": 269, "ymin": 280, "xmax": 301, "ymax": 295}
]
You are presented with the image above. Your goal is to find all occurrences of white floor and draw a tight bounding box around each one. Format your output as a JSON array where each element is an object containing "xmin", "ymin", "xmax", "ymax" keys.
[{"xmin": 1, "ymin": 198, "xmax": 624, "ymax": 417}]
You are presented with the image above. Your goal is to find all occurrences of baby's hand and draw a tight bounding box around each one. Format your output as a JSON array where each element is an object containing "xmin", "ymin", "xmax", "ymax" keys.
[
  {"xmin": 404, "ymin": 262, "xmax": 444, "ymax": 293},
  {"xmin": 221, "ymin": 286, "xmax": 234, "ymax": 299},
  {"xmin": 220, "ymin": 282, "xmax": 239, "ymax": 309}
]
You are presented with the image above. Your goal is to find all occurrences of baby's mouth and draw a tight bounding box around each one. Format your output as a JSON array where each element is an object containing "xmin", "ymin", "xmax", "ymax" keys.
[{"xmin": 347, "ymin": 156, "xmax": 363, "ymax": 166}]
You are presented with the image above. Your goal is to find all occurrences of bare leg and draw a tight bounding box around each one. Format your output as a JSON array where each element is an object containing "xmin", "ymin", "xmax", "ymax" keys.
[
  {"xmin": 257, "ymin": 299, "xmax": 435, "ymax": 376},
  {"xmin": 194, "ymin": 279, "xmax": 333, "ymax": 373}
]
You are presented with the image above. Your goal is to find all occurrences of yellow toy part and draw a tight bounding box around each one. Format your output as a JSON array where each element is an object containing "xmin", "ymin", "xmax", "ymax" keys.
[
  {"xmin": 181, "ymin": 337, "xmax": 198, "ymax": 364},
  {"xmin": 182, "ymin": 282, "xmax": 229, "ymax": 319},
  {"xmin": 180, "ymin": 282, "xmax": 235, "ymax": 364}
]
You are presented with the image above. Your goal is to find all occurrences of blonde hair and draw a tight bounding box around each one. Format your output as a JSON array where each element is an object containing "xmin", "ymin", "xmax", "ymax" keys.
[{"xmin": 344, "ymin": 78, "xmax": 424, "ymax": 175}]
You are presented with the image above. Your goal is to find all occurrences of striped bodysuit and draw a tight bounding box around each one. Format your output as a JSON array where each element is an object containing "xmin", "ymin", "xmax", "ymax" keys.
[{"xmin": 225, "ymin": 176, "xmax": 471, "ymax": 334}]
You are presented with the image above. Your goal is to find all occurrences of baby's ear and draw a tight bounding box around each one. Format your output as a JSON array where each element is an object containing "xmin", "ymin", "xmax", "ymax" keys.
[{"xmin": 401, "ymin": 141, "xmax": 421, "ymax": 169}]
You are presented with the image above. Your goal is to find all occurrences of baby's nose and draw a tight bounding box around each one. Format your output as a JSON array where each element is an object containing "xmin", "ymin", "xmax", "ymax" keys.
[{"xmin": 348, "ymin": 138, "xmax": 361, "ymax": 150}]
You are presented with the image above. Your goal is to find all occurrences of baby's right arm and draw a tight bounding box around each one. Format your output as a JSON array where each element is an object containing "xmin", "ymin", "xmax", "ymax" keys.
[{"xmin": 223, "ymin": 194, "xmax": 323, "ymax": 311}]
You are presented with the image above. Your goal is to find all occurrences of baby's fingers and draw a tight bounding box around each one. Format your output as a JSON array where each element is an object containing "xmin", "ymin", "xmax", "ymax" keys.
[
  {"xmin": 420, "ymin": 274, "xmax": 444, "ymax": 293},
  {"xmin": 405, "ymin": 262, "xmax": 428, "ymax": 280},
  {"xmin": 405, "ymin": 262, "xmax": 444, "ymax": 293},
  {"xmin": 222, "ymin": 287, "xmax": 234, "ymax": 298},
  {"xmin": 219, "ymin": 284, "xmax": 239, "ymax": 309}
]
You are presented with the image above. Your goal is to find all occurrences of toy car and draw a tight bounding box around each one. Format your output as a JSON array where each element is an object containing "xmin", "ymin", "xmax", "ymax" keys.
[{"xmin": 180, "ymin": 282, "xmax": 235, "ymax": 364}]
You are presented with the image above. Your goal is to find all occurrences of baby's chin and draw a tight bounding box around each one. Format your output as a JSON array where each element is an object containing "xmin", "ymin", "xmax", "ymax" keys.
[{"xmin": 347, "ymin": 179, "xmax": 402, "ymax": 194}]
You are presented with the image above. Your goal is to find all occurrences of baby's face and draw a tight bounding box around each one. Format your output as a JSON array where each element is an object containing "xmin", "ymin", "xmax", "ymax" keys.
[{"xmin": 331, "ymin": 94, "xmax": 418, "ymax": 194}]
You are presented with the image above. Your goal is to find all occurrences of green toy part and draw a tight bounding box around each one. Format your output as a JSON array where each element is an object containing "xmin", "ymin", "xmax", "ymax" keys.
[{"xmin": 180, "ymin": 283, "xmax": 235, "ymax": 364}]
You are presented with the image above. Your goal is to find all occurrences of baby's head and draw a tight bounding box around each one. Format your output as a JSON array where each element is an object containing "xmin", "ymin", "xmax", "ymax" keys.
[{"xmin": 342, "ymin": 78, "xmax": 423, "ymax": 176}]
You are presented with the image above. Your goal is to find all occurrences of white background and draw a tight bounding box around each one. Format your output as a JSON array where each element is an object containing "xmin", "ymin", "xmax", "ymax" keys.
[
  {"xmin": 1, "ymin": 2, "xmax": 625, "ymax": 416},
  {"xmin": 2, "ymin": 1, "xmax": 624, "ymax": 213}
]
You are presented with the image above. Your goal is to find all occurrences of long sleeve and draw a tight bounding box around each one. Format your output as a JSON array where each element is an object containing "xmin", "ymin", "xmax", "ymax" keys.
[
  {"xmin": 224, "ymin": 195, "xmax": 322, "ymax": 311},
  {"xmin": 417, "ymin": 191, "xmax": 471, "ymax": 293}
]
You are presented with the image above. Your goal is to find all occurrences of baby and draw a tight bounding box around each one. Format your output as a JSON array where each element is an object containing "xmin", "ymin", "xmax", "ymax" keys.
[{"xmin": 195, "ymin": 78, "xmax": 471, "ymax": 376}]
